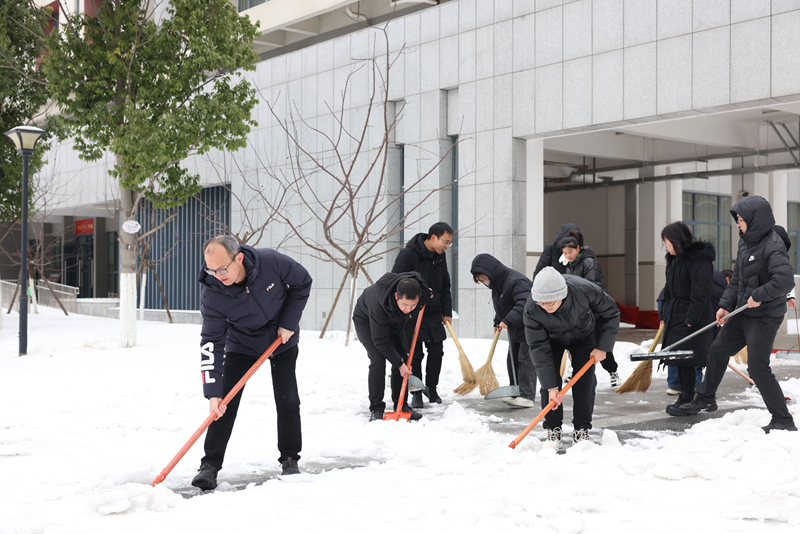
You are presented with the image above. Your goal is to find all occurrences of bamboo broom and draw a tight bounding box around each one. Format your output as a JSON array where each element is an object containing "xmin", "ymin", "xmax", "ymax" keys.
[
  {"xmin": 733, "ymin": 346, "xmax": 748, "ymax": 365},
  {"xmin": 615, "ymin": 321, "xmax": 665, "ymax": 394},
  {"xmin": 447, "ymin": 321, "xmax": 478, "ymax": 395},
  {"xmin": 559, "ymin": 350, "xmax": 569, "ymax": 377},
  {"xmin": 476, "ymin": 330, "xmax": 501, "ymax": 396}
]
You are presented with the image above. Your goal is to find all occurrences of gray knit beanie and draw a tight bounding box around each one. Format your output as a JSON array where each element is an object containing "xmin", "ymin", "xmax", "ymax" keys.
[{"xmin": 531, "ymin": 267, "xmax": 568, "ymax": 302}]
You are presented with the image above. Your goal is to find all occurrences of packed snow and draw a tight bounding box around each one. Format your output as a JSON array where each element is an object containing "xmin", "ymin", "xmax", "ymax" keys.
[{"xmin": 1, "ymin": 307, "xmax": 799, "ymax": 533}]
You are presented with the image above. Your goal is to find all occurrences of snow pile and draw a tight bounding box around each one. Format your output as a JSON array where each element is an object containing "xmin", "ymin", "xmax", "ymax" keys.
[{"xmin": 1, "ymin": 307, "xmax": 799, "ymax": 533}]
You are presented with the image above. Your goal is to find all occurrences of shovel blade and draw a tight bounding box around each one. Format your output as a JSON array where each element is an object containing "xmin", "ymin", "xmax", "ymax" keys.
[
  {"xmin": 484, "ymin": 385, "xmax": 521, "ymax": 400},
  {"xmin": 383, "ymin": 411, "xmax": 411, "ymax": 421},
  {"xmin": 630, "ymin": 350, "xmax": 694, "ymax": 361},
  {"xmin": 407, "ymin": 375, "xmax": 425, "ymax": 393}
]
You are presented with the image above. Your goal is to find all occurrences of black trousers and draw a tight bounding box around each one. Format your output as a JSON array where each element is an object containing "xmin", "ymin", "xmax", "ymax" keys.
[
  {"xmin": 201, "ymin": 346, "xmax": 302, "ymax": 469},
  {"xmin": 540, "ymin": 332, "xmax": 597, "ymax": 431},
  {"xmin": 362, "ymin": 340, "xmax": 408, "ymax": 412},
  {"xmin": 698, "ymin": 313, "xmax": 792, "ymax": 424},
  {"xmin": 508, "ymin": 340, "xmax": 537, "ymax": 401},
  {"xmin": 411, "ymin": 338, "xmax": 445, "ymax": 388}
]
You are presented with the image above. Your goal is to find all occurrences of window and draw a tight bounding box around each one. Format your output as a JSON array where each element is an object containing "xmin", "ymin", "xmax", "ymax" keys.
[
  {"xmin": 682, "ymin": 192, "xmax": 732, "ymax": 271},
  {"xmin": 787, "ymin": 203, "xmax": 800, "ymax": 274},
  {"xmin": 239, "ymin": 0, "xmax": 267, "ymax": 12}
]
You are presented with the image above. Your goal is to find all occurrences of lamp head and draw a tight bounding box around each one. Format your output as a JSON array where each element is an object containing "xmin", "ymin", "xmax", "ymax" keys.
[{"xmin": 4, "ymin": 126, "xmax": 47, "ymax": 155}]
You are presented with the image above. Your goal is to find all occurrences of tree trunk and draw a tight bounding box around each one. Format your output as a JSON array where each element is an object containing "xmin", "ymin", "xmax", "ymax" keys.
[
  {"xmin": 150, "ymin": 260, "xmax": 173, "ymax": 324},
  {"xmin": 29, "ymin": 278, "xmax": 39, "ymax": 314},
  {"xmin": 118, "ymin": 167, "xmax": 138, "ymax": 348},
  {"xmin": 139, "ymin": 268, "xmax": 148, "ymax": 321},
  {"xmin": 345, "ymin": 267, "xmax": 359, "ymax": 347},
  {"xmin": 319, "ymin": 269, "xmax": 349, "ymax": 339}
]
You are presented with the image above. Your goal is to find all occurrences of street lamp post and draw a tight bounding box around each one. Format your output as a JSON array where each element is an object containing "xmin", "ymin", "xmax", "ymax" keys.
[{"xmin": 4, "ymin": 126, "xmax": 47, "ymax": 356}]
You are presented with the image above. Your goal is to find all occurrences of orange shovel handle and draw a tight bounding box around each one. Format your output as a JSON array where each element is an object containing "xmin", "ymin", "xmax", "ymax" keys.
[
  {"xmin": 386, "ymin": 304, "xmax": 426, "ymax": 419},
  {"xmin": 151, "ymin": 336, "xmax": 283, "ymax": 486},
  {"xmin": 727, "ymin": 362, "xmax": 755, "ymax": 385},
  {"xmin": 508, "ymin": 356, "xmax": 597, "ymax": 449}
]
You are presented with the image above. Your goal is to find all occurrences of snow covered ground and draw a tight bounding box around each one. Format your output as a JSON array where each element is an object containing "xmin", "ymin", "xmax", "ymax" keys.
[{"xmin": 1, "ymin": 307, "xmax": 799, "ymax": 534}]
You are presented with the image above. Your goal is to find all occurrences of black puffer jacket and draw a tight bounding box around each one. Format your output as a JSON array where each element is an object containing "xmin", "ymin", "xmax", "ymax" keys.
[
  {"xmin": 392, "ymin": 233, "xmax": 452, "ymax": 343},
  {"xmin": 470, "ymin": 254, "xmax": 532, "ymax": 343},
  {"xmin": 533, "ymin": 223, "xmax": 581, "ymax": 277},
  {"xmin": 524, "ymin": 275, "xmax": 620, "ymax": 390},
  {"xmin": 199, "ymin": 244, "xmax": 313, "ymax": 399},
  {"xmin": 661, "ymin": 241, "xmax": 715, "ymax": 367},
  {"xmin": 564, "ymin": 245, "xmax": 607, "ymax": 292},
  {"xmin": 720, "ymin": 196, "xmax": 794, "ymax": 317},
  {"xmin": 352, "ymin": 271, "xmax": 430, "ymax": 368}
]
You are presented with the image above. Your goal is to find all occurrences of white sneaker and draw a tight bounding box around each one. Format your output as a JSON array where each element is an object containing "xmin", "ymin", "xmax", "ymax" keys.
[
  {"xmin": 609, "ymin": 372, "xmax": 622, "ymax": 388},
  {"xmin": 503, "ymin": 397, "xmax": 535, "ymax": 408},
  {"xmin": 666, "ymin": 388, "xmax": 681, "ymax": 396},
  {"xmin": 542, "ymin": 427, "xmax": 562, "ymax": 450}
]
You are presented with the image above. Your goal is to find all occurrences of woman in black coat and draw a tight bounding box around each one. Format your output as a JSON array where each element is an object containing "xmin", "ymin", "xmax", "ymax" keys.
[
  {"xmin": 558, "ymin": 230, "xmax": 621, "ymax": 387},
  {"xmin": 470, "ymin": 254, "xmax": 537, "ymax": 407},
  {"xmin": 659, "ymin": 222, "xmax": 715, "ymax": 416}
]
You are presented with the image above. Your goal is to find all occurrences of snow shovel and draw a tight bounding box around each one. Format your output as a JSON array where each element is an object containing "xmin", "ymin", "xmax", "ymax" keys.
[
  {"xmin": 151, "ymin": 336, "xmax": 283, "ymax": 486},
  {"xmin": 484, "ymin": 345, "xmax": 520, "ymax": 400},
  {"xmin": 508, "ymin": 356, "xmax": 598, "ymax": 449},
  {"xmin": 630, "ymin": 304, "xmax": 749, "ymax": 361},
  {"xmin": 385, "ymin": 304, "xmax": 426, "ymax": 421}
]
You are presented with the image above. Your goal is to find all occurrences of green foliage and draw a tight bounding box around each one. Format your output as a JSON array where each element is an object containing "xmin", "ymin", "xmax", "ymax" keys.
[
  {"xmin": 0, "ymin": 0, "xmax": 49, "ymax": 222},
  {"xmin": 42, "ymin": 0, "xmax": 260, "ymax": 209}
]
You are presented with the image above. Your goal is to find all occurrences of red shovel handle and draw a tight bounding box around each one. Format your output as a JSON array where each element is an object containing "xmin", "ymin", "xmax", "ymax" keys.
[
  {"xmin": 386, "ymin": 304, "xmax": 426, "ymax": 419},
  {"xmin": 151, "ymin": 336, "xmax": 283, "ymax": 486},
  {"xmin": 508, "ymin": 356, "xmax": 597, "ymax": 449}
]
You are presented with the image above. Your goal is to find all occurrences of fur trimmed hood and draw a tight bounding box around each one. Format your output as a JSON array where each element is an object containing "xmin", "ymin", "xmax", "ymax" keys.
[{"xmin": 671, "ymin": 240, "xmax": 716, "ymax": 264}]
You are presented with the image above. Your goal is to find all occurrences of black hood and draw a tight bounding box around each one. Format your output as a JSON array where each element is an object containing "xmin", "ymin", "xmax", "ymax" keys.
[
  {"xmin": 552, "ymin": 223, "xmax": 581, "ymax": 248},
  {"xmin": 405, "ymin": 232, "xmax": 444, "ymax": 260},
  {"xmin": 774, "ymin": 225, "xmax": 792, "ymax": 252},
  {"xmin": 674, "ymin": 240, "xmax": 716, "ymax": 264},
  {"xmin": 470, "ymin": 253, "xmax": 510, "ymax": 288},
  {"xmin": 731, "ymin": 195, "xmax": 775, "ymax": 245}
]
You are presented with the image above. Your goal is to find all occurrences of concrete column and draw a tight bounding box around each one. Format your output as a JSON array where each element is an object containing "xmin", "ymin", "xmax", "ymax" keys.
[
  {"xmin": 526, "ymin": 139, "xmax": 544, "ymax": 277},
  {"xmin": 770, "ymin": 170, "xmax": 789, "ymax": 229},
  {"xmin": 625, "ymin": 184, "xmax": 638, "ymax": 306},
  {"xmin": 732, "ymin": 155, "xmax": 769, "ymax": 256},
  {"xmin": 637, "ymin": 168, "xmax": 668, "ymax": 311}
]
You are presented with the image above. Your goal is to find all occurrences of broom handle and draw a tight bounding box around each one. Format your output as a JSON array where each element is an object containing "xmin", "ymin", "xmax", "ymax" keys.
[
  {"xmin": 151, "ymin": 336, "xmax": 282, "ymax": 486},
  {"xmin": 662, "ymin": 304, "xmax": 748, "ymax": 352},
  {"xmin": 508, "ymin": 356, "xmax": 597, "ymax": 449},
  {"xmin": 727, "ymin": 363, "xmax": 756, "ymax": 385},
  {"xmin": 649, "ymin": 322, "xmax": 666, "ymax": 352},
  {"xmin": 390, "ymin": 304, "xmax": 426, "ymax": 415},
  {"xmin": 485, "ymin": 330, "xmax": 501, "ymax": 364},
  {"xmin": 444, "ymin": 320, "xmax": 465, "ymax": 353}
]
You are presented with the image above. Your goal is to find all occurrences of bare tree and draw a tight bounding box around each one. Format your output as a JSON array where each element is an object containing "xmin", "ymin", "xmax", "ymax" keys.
[{"xmin": 259, "ymin": 23, "xmax": 463, "ymax": 344}]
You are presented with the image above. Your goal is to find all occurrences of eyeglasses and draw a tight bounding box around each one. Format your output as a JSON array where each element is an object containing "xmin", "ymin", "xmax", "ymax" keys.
[
  {"xmin": 205, "ymin": 257, "xmax": 235, "ymax": 276},
  {"xmin": 536, "ymin": 301, "xmax": 558, "ymax": 307}
]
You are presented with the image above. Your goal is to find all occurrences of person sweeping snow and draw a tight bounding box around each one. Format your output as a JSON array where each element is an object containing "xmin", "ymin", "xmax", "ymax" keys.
[{"xmin": 524, "ymin": 267, "xmax": 620, "ymax": 449}]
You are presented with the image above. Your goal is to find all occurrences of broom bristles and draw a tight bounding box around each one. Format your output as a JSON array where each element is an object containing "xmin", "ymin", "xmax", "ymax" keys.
[
  {"xmin": 734, "ymin": 346, "xmax": 748, "ymax": 365},
  {"xmin": 453, "ymin": 353, "xmax": 478, "ymax": 395},
  {"xmin": 476, "ymin": 362, "xmax": 499, "ymax": 396},
  {"xmin": 559, "ymin": 350, "xmax": 569, "ymax": 377},
  {"xmin": 615, "ymin": 360, "xmax": 653, "ymax": 393}
]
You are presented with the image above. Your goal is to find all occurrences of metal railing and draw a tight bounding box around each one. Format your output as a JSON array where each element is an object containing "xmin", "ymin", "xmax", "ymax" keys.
[
  {"xmin": 0, "ymin": 280, "xmax": 78, "ymax": 314},
  {"xmin": 36, "ymin": 280, "xmax": 78, "ymax": 313}
]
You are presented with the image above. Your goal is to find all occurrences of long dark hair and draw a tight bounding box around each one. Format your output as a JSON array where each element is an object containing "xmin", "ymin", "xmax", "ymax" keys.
[{"xmin": 661, "ymin": 221, "xmax": 693, "ymax": 260}]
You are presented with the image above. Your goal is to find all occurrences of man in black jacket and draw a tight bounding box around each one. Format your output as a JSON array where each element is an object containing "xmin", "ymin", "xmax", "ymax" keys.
[
  {"xmin": 192, "ymin": 236, "xmax": 313, "ymax": 490},
  {"xmin": 353, "ymin": 272, "xmax": 430, "ymax": 421},
  {"xmin": 392, "ymin": 222, "xmax": 453, "ymax": 408},
  {"xmin": 676, "ymin": 196, "xmax": 797, "ymax": 433},
  {"xmin": 525, "ymin": 267, "xmax": 620, "ymax": 449}
]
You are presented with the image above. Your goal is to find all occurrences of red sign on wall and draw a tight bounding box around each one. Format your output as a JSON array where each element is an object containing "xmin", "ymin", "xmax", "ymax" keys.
[{"xmin": 75, "ymin": 218, "xmax": 94, "ymax": 235}]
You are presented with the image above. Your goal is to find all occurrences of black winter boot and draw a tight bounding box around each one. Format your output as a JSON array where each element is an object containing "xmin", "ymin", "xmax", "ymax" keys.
[
  {"xmin": 410, "ymin": 391, "xmax": 423, "ymax": 408},
  {"xmin": 424, "ymin": 386, "xmax": 442, "ymax": 404},
  {"xmin": 191, "ymin": 463, "xmax": 219, "ymax": 490},
  {"xmin": 666, "ymin": 367, "xmax": 696, "ymax": 416}
]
